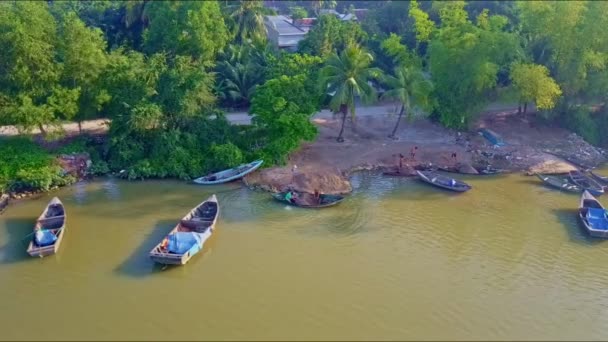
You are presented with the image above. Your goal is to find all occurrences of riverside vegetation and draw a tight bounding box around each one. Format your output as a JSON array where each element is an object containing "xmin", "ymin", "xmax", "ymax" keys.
[{"xmin": 1, "ymin": 0, "xmax": 608, "ymax": 194}]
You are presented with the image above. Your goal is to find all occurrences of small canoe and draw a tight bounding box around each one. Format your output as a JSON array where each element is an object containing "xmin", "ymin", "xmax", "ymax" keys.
[
  {"xmin": 569, "ymin": 170, "xmax": 604, "ymax": 196},
  {"xmin": 477, "ymin": 166, "xmax": 504, "ymax": 175},
  {"xmin": 27, "ymin": 197, "xmax": 66, "ymax": 257},
  {"xmin": 193, "ymin": 160, "xmax": 263, "ymax": 185},
  {"xmin": 590, "ymin": 170, "xmax": 608, "ymax": 185},
  {"xmin": 536, "ymin": 173, "xmax": 582, "ymax": 193},
  {"xmin": 0, "ymin": 194, "xmax": 8, "ymax": 214},
  {"xmin": 578, "ymin": 190, "xmax": 608, "ymax": 238},
  {"xmin": 149, "ymin": 195, "xmax": 219, "ymax": 265},
  {"xmin": 272, "ymin": 191, "xmax": 345, "ymax": 208},
  {"xmin": 416, "ymin": 171, "xmax": 472, "ymax": 192},
  {"xmin": 479, "ymin": 128, "xmax": 506, "ymax": 147}
]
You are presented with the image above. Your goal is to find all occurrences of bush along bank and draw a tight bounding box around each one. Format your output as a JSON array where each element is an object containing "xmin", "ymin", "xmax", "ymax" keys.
[
  {"xmin": 0, "ymin": 135, "xmax": 115, "ymax": 199},
  {"xmin": 0, "ymin": 137, "xmax": 77, "ymax": 199}
]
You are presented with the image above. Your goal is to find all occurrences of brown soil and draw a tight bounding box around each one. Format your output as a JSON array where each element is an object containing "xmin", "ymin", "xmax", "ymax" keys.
[{"xmin": 245, "ymin": 106, "xmax": 607, "ymax": 193}]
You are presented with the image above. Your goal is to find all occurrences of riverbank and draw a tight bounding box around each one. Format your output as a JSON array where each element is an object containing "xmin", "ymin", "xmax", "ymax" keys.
[
  {"xmin": 244, "ymin": 107, "xmax": 607, "ymax": 193},
  {"xmin": 2, "ymin": 104, "xmax": 606, "ymax": 201}
]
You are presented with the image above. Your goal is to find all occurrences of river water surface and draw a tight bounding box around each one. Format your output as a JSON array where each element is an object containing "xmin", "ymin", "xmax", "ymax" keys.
[{"xmin": 2, "ymin": 170, "xmax": 608, "ymax": 340}]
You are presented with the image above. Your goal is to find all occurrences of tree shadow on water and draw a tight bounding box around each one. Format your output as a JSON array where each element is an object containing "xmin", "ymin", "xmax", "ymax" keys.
[
  {"xmin": 113, "ymin": 220, "xmax": 176, "ymax": 278},
  {"xmin": 0, "ymin": 218, "xmax": 36, "ymax": 264},
  {"xmin": 552, "ymin": 208, "xmax": 605, "ymax": 246}
]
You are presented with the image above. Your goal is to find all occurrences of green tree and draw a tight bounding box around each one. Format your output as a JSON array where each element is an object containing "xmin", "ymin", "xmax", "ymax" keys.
[
  {"xmin": 0, "ymin": 2, "xmax": 63, "ymax": 135},
  {"xmin": 426, "ymin": 2, "xmax": 519, "ymax": 128},
  {"xmin": 517, "ymin": 1, "xmax": 608, "ymax": 100},
  {"xmin": 290, "ymin": 6, "xmax": 308, "ymax": 22},
  {"xmin": 509, "ymin": 63, "xmax": 562, "ymax": 114},
  {"xmin": 143, "ymin": 1, "xmax": 230, "ymax": 64},
  {"xmin": 250, "ymin": 75, "xmax": 319, "ymax": 163},
  {"xmin": 298, "ymin": 14, "xmax": 367, "ymax": 58},
  {"xmin": 318, "ymin": 45, "xmax": 380, "ymax": 142},
  {"xmin": 380, "ymin": 45, "xmax": 433, "ymax": 139},
  {"xmin": 228, "ymin": 0, "xmax": 267, "ymax": 44},
  {"xmin": 215, "ymin": 42, "xmax": 273, "ymax": 108},
  {"xmin": 310, "ymin": 0, "xmax": 337, "ymax": 16},
  {"xmin": 57, "ymin": 12, "xmax": 110, "ymax": 133}
]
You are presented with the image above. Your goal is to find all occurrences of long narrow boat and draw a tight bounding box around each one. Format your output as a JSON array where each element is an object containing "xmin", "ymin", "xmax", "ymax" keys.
[
  {"xmin": 272, "ymin": 191, "xmax": 345, "ymax": 209},
  {"xmin": 476, "ymin": 166, "xmax": 505, "ymax": 175},
  {"xmin": 149, "ymin": 195, "xmax": 219, "ymax": 265},
  {"xmin": 479, "ymin": 128, "xmax": 506, "ymax": 147},
  {"xmin": 536, "ymin": 173, "xmax": 582, "ymax": 193},
  {"xmin": 416, "ymin": 171, "xmax": 472, "ymax": 192},
  {"xmin": 590, "ymin": 170, "xmax": 608, "ymax": 185},
  {"xmin": 0, "ymin": 194, "xmax": 8, "ymax": 214},
  {"xmin": 578, "ymin": 190, "xmax": 608, "ymax": 238},
  {"xmin": 193, "ymin": 160, "xmax": 263, "ymax": 185},
  {"xmin": 569, "ymin": 170, "xmax": 604, "ymax": 196},
  {"xmin": 27, "ymin": 197, "xmax": 66, "ymax": 257}
]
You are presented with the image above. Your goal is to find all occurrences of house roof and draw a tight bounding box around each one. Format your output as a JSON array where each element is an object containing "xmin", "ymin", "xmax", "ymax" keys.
[{"xmin": 265, "ymin": 15, "xmax": 310, "ymax": 36}]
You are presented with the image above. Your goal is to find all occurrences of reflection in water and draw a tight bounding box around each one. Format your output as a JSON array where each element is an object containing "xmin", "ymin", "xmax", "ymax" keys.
[{"xmin": 1, "ymin": 170, "xmax": 608, "ymax": 340}]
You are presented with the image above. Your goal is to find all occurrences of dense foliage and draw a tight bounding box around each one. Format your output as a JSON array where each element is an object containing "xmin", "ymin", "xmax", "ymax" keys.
[
  {"xmin": 1, "ymin": 0, "xmax": 608, "ymax": 191},
  {"xmin": 0, "ymin": 138, "xmax": 72, "ymax": 193}
]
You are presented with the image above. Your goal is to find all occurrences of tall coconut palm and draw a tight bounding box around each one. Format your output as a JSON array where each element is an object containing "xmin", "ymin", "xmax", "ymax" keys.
[
  {"xmin": 229, "ymin": 0, "xmax": 267, "ymax": 43},
  {"xmin": 122, "ymin": 0, "xmax": 150, "ymax": 28},
  {"xmin": 319, "ymin": 44, "xmax": 381, "ymax": 142},
  {"xmin": 381, "ymin": 64, "xmax": 433, "ymax": 139}
]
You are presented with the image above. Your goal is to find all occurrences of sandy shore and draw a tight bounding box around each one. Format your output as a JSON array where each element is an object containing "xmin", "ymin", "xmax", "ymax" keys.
[{"xmin": 244, "ymin": 106, "xmax": 607, "ymax": 193}]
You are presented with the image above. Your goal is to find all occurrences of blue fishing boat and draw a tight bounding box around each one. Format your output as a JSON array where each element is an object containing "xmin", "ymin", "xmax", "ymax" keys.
[
  {"xmin": 579, "ymin": 191, "xmax": 608, "ymax": 238},
  {"xmin": 149, "ymin": 195, "xmax": 219, "ymax": 265},
  {"xmin": 479, "ymin": 128, "xmax": 506, "ymax": 147},
  {"xmin": 193, "ymin": 160, "xmax": 263, "ymax": 185},
  {"xmin": 27, "ymin": 197, "xmax": 67, "ymax": 257}
]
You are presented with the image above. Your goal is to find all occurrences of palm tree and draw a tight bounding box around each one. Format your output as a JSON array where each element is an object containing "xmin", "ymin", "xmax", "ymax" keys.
[
  {"xmin": 381, "ymin": 64, "xmax": 433, "ymax": 139},
  {"xmin": 229, "ymin": 0, "xmax": 267, "ymax": 43},
  {"xmin": 311, "ymin": 0, "xmax": 337, "ymax": 16},
  {"xmin": 319, "ymin": 45, "xmax": 381, "ymax": 142},
  {"xmin": 122, "ymin": 0, "xmax": 150, "ymax": 28}
]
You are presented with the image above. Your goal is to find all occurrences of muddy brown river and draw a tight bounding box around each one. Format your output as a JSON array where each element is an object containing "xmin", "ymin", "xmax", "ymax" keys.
[{"xmin": 1, "ymin": 170, "xmax": 608, "ymax": 340}]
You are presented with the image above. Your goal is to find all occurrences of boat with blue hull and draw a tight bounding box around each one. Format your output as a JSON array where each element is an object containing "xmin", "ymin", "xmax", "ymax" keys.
[
  {"xmin": 579, "ymin": 191, "xmax": 608, "ymax": 238},
  {"xmin": 149, "ymin": 195, "xmax": 219, "ymax": 265}
]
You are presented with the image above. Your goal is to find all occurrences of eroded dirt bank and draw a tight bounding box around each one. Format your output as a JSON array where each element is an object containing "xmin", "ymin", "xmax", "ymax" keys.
[{"xmin": 244, "ymin": 107, "xmax": 607, "ymax": 194}]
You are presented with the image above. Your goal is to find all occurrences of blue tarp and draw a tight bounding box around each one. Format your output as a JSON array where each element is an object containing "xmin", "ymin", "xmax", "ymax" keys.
[
  {"xmin": 35, "ymin": 230, "xmax": 57, "ymax": 246},
  {"xmin": 167, "ymin": 232, "xmax": 203, "ymax": 255},
  {"xmin": 480, "ymin": 129, "xmax": 506, "ymax": 147},
  {"xmin": 587, "ymin": 208, "xmax": 608, "ymax": 230}
]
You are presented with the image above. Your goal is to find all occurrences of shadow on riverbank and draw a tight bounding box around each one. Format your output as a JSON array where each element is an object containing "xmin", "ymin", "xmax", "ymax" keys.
[
  {"xmin": 0, "ymin": 218, "xmax": 36, "ymax": 264},
  {"xmin": 114, "ymin": 220, "xmax": 175, "ymax": 278},
  {"xmin": 552, "ymin": 208, "xmax": 605, "ymax": 246}
]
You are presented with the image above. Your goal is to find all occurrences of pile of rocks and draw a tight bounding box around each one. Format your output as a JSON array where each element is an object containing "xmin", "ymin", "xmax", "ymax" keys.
[{"xmin": 540, "ymin": 133, "xmax": 606, "ymax": 169}]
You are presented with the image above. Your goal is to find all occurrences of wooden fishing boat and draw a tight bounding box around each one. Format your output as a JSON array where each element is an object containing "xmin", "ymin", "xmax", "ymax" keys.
[
  {"xmin": 272, "ymin": 191, "xmax": 345, "ymax": 208},
  {"xmin": 149, "ymin": 194, "xmax": 219, "ymax": 265},
  {"xmin": 536, "ymin": 173, "xmax": 582, "ymax": 193},
  {"xmin": 193, "ymin": 160, "xmax": 263, "ymax": 185},
  {"xmin": 569, "ymin": 170, "xmax": 604, "ymax": 196},
  {"xmin": 578, "ymin": 190, "xmax": 608, "ymax": 238},
  {"xmin": 476, "ymin": 166, "xmax": 505, "ymax": 175},
  {"xmin": 590, "ymin": 170, "xmax": 608, "ymax": 185},
  {"xmin": 0, "ymin": 193, "xmax": 8, "ymax": 214},
  {"xmin": 26, "ymin": 197, "xmax": 66, "ymax": 257},
  {"xmin": 416, "ymin": 171, "xmax": 471, "ymax": 192}
]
